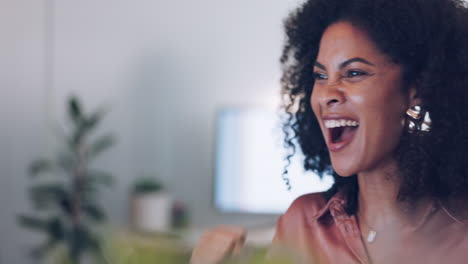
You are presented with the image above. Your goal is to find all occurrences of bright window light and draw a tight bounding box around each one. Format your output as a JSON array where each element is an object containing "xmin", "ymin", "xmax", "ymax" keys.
[{"xmin": 215, "ymin": 107, "xmax": 334, "ymax": 214}]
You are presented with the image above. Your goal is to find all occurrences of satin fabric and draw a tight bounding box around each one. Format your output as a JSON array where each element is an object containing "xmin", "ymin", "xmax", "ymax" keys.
[{"xmin": 270, "ymin": 192, "xmax": 468, "ymax": 263}]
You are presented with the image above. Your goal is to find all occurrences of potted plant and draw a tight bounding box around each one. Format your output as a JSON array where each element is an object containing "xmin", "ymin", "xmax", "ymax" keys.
[
  {"xmin": 18, "ymin": 96, "xmax": 116, "ymax": 264},
  {"xmin": 130, "ymin": 177, "xmax": 173, "ymax": 233}
]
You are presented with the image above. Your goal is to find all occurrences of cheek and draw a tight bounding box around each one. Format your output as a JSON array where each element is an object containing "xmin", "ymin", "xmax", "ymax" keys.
[
  {"xmin": 310, "ymin": 87, "xmax": 321, "ymax": 117},
  {"xmin": 374, "ymin": 89, "xmax": 406, "ymax": 124},
  {"xmin": 360, "ymin": 88, "xmax": 407, "ymax": 150},
  {"xmin": 381, "ymin": 97, "xmax": 406, "ymax": 141},
  {"xmin": 357, "ymin": 77, "xmax": 407, "ymax": 120}
]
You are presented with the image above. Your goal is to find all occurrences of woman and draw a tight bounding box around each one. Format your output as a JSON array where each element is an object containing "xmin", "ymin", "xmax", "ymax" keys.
[{"xmin": 191, "ymin": 0, "xmax": 468, "ymax": 263}]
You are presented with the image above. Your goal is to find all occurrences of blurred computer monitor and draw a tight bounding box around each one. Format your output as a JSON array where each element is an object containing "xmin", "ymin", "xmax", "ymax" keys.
[{"xmin": 214, "ymin": 107, "xmax": 334, "ymax": 214}]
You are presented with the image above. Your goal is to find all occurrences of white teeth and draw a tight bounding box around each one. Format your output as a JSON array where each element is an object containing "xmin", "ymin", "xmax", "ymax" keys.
[{"xmin": 324, "ymin": 119, "xmax": 359, "ymax": 128}]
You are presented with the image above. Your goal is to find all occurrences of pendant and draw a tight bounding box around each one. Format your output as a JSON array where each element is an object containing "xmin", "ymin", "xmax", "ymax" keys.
[{"xmin": 367, "ymin": 230, "xmax": 377, "ymax": 243}]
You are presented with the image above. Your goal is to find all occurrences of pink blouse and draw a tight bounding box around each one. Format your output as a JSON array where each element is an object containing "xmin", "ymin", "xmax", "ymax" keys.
[{"xmin": 270, "ymin": 192, "xmax": 468, "ymax": 263}]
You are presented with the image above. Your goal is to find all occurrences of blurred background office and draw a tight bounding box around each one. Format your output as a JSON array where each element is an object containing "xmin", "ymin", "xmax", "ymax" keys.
[{"xmin": 0, "ymin": 0, "xmax": 338, "ymax": 263}]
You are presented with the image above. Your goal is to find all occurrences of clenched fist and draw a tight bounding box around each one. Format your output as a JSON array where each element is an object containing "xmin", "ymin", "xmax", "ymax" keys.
[{"xmin": 190, "ymin": 225, "xmax": 247, "ymax": 264}]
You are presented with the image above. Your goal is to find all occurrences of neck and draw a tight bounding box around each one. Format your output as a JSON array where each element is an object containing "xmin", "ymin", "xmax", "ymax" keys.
[{"xmin": 356, "ymin": 160, "xmax": 431, "ymax": 230}]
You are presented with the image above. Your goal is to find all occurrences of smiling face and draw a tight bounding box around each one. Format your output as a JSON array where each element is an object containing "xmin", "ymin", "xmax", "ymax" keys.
[{"xmin": 311, "ymin": 21, "xmax": 415, "ymax": 176}]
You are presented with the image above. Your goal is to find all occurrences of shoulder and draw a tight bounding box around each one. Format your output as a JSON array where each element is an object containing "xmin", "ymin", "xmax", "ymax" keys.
[
  {"xmin": 269, "ymin": 192, "xmax": 348, "ymax": 262},
  {"xmin": 283, "ymin": 192, "xmax": 328, "ymax": 219},
  {"xmin": 438, "ymin": 197, "xmax": 468, "ymax": 224},
  {"xmin": 272, "ymin": 192, "xmax": 329, "ymax": 242}
]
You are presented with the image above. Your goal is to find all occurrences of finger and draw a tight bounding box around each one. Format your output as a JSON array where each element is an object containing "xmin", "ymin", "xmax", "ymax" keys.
[
  {"xmin": 215, "ymin": 226, "xmax": 246, "ymax": 255},
  {"xmin": 191, "ymin": 231, "xmax": 238, "ymax": 264},
  {"xmin": 231, "ymin": 240, "xmax": 244, "ymax": 256},
  {"xmin": 216, "ymin": 225, "xmax": 247, "ymax": 238},
  {"xmin": 215, "ymin": 226, "xmax": 247, "ymax": 246}
]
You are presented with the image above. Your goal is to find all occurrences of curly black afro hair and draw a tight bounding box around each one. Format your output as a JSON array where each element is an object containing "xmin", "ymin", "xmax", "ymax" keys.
[{"xmin": 281, "ymin": 0, "xmax": 468, "ymax": 214}]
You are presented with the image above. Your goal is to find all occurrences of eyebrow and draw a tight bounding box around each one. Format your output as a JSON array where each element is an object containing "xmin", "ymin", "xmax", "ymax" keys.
[{"xmin": 314, "ymin": 57, "xmax": 376, "ymax": 70}]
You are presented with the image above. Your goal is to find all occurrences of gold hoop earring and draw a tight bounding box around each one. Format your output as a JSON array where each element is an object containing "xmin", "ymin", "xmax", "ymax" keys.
[{"xmin": 405, "ymin": 105, "xmax": 432, "ymax": 134}]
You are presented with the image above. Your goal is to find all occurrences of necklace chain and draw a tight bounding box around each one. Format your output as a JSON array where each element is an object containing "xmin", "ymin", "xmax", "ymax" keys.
[
  {"xmin": 356, "ymin": 212, "xmax": 378, "ymax": 243},
  {"xmin": 356, "ymin": 200, "xmax": 435, "ymax": 244}
]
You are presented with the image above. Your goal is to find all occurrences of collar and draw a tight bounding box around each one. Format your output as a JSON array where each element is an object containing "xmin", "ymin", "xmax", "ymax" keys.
[
  {"xmin": 316, "ymin": 191, "xmax": 350, "ymax": 222},
  {"xmin": 315, "ymin": 191, "xmax": 368, "ymax": 264},
  {"xmin": 316, "ymin": 191, "xmax": 452, "ymax": 231}
]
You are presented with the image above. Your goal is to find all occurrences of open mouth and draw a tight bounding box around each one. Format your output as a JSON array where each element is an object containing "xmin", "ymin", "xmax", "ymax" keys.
[{"xmin": 324, "ymin": 119, "xmax": 359, "ymax": 149}]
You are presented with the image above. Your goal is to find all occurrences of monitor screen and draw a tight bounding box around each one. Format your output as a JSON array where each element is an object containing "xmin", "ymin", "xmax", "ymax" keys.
[{"xmin": 214, "ymin": 107, "xmax": 334, "ymax": 214}]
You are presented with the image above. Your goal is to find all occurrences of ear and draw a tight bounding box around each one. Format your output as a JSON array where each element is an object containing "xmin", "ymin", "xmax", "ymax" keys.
[{"xmin": 408, "ymin": 86, "xmax": 421, "ymax": 107}]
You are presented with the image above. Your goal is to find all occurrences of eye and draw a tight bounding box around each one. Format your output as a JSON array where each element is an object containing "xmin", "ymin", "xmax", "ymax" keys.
[
  {"xmin": 343, "ymin": 70, "xmax": 372, "ymax": 82},
  {"xmin": 313, "ymin": 72, "xmax": 328, "ymax": 80},
  {"xmin": 346, "ymin": 70, "xmax": 367, "ymax": 77}
]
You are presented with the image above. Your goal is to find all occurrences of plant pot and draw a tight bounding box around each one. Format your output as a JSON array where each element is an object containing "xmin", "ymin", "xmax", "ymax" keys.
[{"xmin": 130, "ymin": 192, "xmax": 172, "ymax": 233}]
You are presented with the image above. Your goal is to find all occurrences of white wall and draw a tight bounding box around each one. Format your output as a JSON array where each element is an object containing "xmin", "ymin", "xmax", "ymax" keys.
[
  {"xmin": 0, "ymin": 1, "xmax": 49, "ymax": 263},
  {"xmin": 0, "ymin": 0, "xmax": 302, "ymax": 262}
]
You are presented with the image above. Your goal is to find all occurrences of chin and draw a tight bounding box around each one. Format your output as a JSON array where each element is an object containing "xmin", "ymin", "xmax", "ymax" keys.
[
  {"xmin": 334, "ymin": 170, "xmax": 356, "ymax": 177},
  {"xmin": 331, "ymin": 161, "xmax": 359, "ymax": 177}
]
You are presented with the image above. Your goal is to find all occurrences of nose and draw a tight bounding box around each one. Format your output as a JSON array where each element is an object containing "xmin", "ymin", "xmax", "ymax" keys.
[{"xmin": 316, "ymin": 83, "xmax": 346, "ymax": 108}]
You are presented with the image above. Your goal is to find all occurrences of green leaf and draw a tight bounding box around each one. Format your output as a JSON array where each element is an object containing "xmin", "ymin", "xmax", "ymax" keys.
[
  {"xmin": 69, "ymin": 96, "xmax": 82, "ymax": 124},
  {"xmin": 85, "ymin": 233, "xmax": 101, "ymax": 254},
  {"xmin": 67, "ymin": 225, "xmax": 101, "ymax": 260},
  {"xmin": 25, "ymin": 217, "xmax": 64, "ymax": 258},
  {"xmin": 133, "ymin": 177, "xmax": 163, "ymax": 194},
  {"xmin": 18, "ymin": 215, "xmax": 49, "ymax": 231},
  {"xmin": 56, "ymin": 151, "xmax": 75, "ymax": 172},
  {"xmin": 89, "ymin": 134, "xmax": 115, "ymax": 158},
  {"xmin": 82, "ymin": 203, "xmax": 106, "ymax": 222},
  {"xmin": 29, "ymin": 183, "xmax": 72, "ymax": 213},
  {"xmin": 30, "ymin": 183, "xmax": 67, "ymax": 200},
  {"xmin": 78, "ymin": 226, "xmax": 101, "ymax": 254},
  {"xmin": 30, "ymin": 239, "xmax": 59, "ymax": 258},
  {"xmin": 83, "ymin": 109, "xmax": 103, "ymax": 132},
  {"xmin": 47, "ymin": 217, "xmax": 65, "ymax": 241},
  {"xmin": 18, "ymin": 216, "xmax": 64, "ymax": 239},
  {"xmin": 29, "ymin": 159, "xmax": 54, "ymax": 177},
  {"xmin": 78, "ymin": 107, "xmax": 108, "ymax": 138}
]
